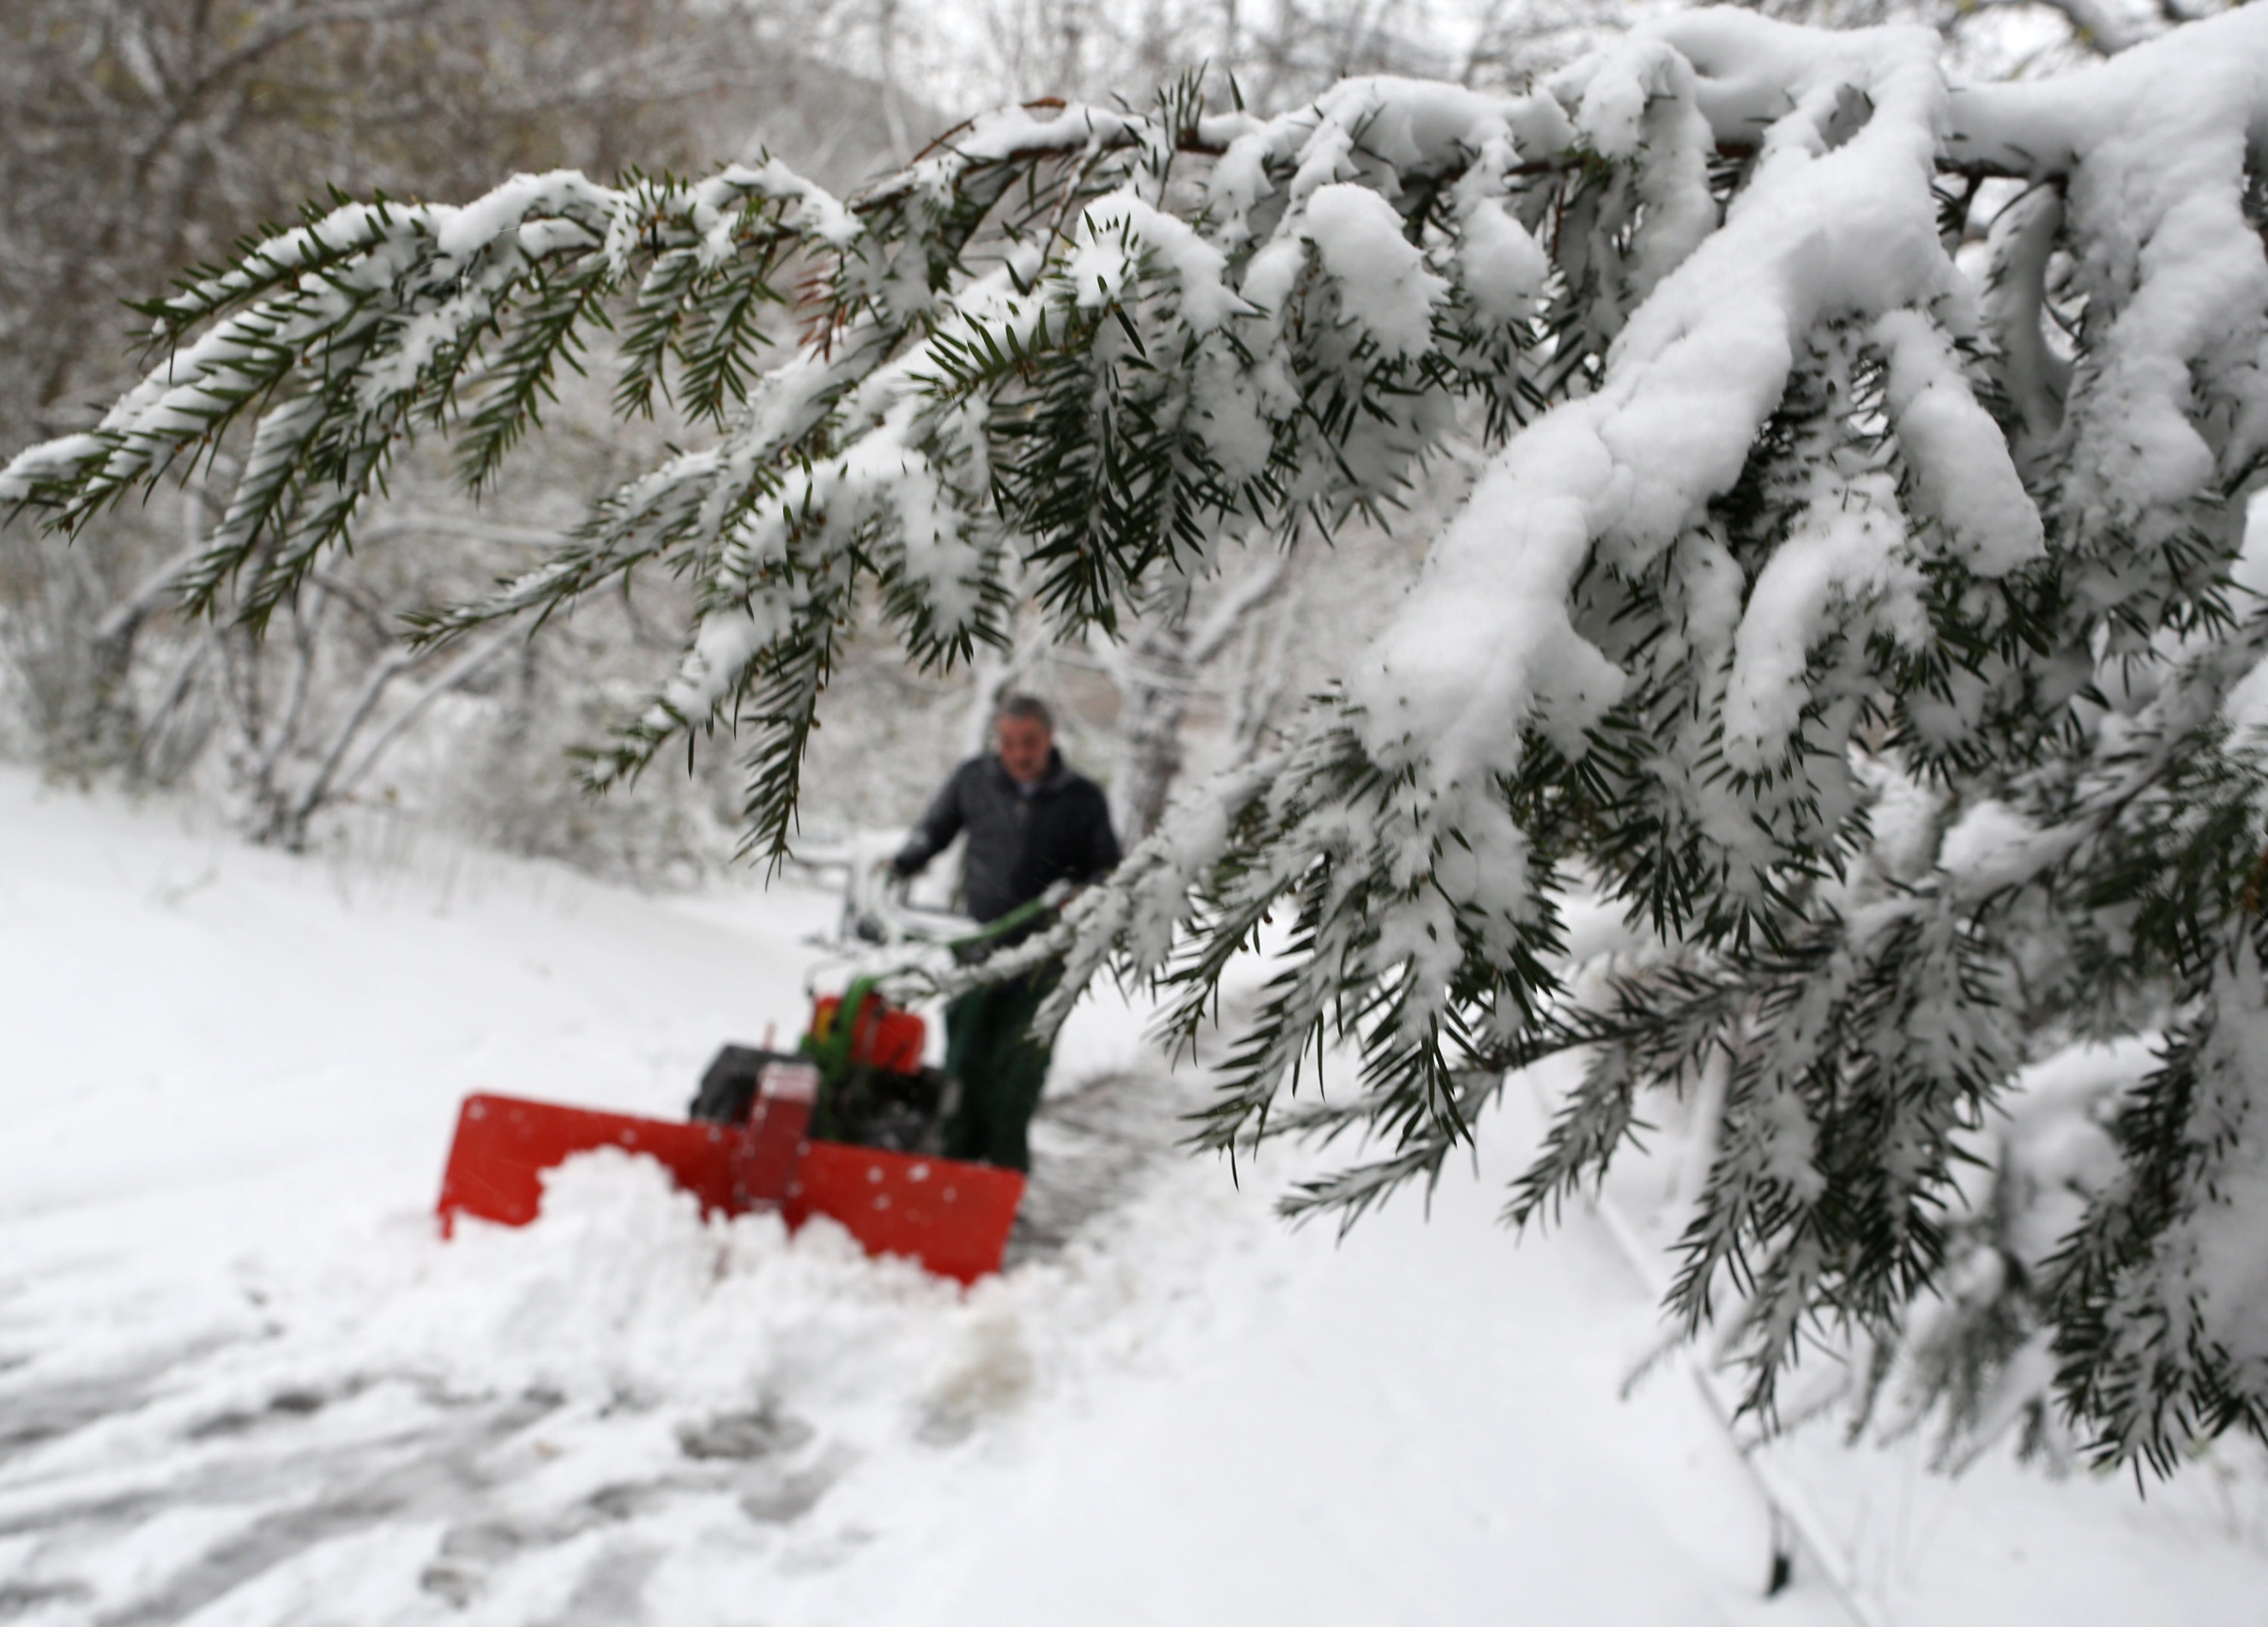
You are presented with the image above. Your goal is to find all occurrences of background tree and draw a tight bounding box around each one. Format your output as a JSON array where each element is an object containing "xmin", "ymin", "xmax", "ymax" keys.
[
  {"xmin": 11, "ymin": 5, "xmax": 2268, "ymax": 1477},
  {"xmin": 0, "ymin": 0, "xmax": 924, "ymax": 870}
]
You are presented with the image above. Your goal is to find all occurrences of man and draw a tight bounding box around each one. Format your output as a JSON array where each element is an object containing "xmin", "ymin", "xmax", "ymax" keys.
[{"xmin": 891, "ymin": 695, "xmax": 1120, "ymax": 1171}]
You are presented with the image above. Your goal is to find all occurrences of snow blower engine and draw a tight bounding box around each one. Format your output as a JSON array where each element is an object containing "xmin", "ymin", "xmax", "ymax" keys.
[{"xmin": 433, "ymin": 975, "xmax": 1024, "ymax": 1283}]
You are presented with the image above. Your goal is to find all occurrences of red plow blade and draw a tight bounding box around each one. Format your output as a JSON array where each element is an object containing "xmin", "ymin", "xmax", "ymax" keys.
[{"xmin": 436, "ymin": 1092, "xmax": 1024, "ymax": 1284}]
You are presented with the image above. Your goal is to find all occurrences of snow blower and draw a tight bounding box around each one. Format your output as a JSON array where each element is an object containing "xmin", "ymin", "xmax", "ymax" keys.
[
  {"xmin": 434, "ymin": 869, "xmax": 1055, "ymax": 1284},
  {"xmin": 436, "ymin": 977, "xmax": 1025, "ymax": 1284}
]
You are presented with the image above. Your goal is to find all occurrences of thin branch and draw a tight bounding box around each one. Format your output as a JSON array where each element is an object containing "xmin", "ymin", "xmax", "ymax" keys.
[
  {"xmin": 326, "ymin": 622, "xmax": 521, "ymax": 808},
  {"xmin": 280, "ymin": 643, "xmax": 420, "ymax": 836}
]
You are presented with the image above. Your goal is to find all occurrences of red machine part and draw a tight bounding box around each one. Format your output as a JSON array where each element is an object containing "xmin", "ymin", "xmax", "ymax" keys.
[
  {"xmin": 786, "ymin": 1143, "xmax": 1025, "ymax": 1287},
  {"xmin": 808, "ymin": 993, "xmax": 926, "ymax": 1073},
  {"xmin": 435, "ymin": 1088, "xmax": 1024, "ymax": 1285},
  {"xmin": 733, "ymin": 1060, "xmax": 818, "ymax": 1209},
  {"xmin": 436, "ymin": 1096, "xmax": 741, "ymax": 1228}
]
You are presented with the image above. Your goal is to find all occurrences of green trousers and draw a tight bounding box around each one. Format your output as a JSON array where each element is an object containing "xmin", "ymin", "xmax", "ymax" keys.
[{"xmin": 941, "ymin": 969, "xmax": 1056, "ymax": 1172}]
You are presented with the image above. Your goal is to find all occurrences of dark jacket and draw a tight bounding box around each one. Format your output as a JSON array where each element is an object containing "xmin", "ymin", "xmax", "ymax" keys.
[{"xmin": 893, "ymin": 750, "xmax": 1121, "ymax": 926}]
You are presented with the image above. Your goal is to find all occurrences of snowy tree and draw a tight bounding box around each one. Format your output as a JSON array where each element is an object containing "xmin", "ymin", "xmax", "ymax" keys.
[
  {"xmin": 0, "ymin": 0, "xmax": 911, "ymax": 862},
  {"xmin": 10, "ymin": 5, "xmax": 2268, "ymax": 1473}
]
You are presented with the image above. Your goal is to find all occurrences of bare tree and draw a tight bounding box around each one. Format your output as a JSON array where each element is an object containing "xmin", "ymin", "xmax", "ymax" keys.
[
  {"xmin": 0, "ymin": 0, "xmax": 917, "ymax": 862},
  {"xmin": 1106, "ymin": 556, "xmax": 1291, "ymax": 842}
]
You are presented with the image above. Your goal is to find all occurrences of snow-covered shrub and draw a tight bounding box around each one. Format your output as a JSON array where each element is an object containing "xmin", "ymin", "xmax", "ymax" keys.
[{"xmin": 12, "ymin": 8, "xmax": 2268, "ymax": 1471}]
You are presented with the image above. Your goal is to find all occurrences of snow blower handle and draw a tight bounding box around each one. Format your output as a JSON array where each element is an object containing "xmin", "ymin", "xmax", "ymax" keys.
[
  {"xmin": 940, "ymin": 882, "xmax": 1073, "ymax": 962},
  {"xmin": 850, "ymin": 859, "xmax": 976, "ymax": 948}
]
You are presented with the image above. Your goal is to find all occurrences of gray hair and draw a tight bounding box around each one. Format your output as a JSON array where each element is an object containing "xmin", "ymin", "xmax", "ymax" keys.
[{"xmin": 994, "ymin": 693, "xmax": 1054, "ymax": 731}]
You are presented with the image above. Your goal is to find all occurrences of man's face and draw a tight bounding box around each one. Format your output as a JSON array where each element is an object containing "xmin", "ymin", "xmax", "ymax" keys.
[{"xmin": 995, "ymin": 712, "xmax": 1053, "ymax": 786}]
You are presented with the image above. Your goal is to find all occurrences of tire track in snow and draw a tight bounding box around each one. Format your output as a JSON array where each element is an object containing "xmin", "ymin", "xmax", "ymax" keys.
[
  {"xmin": 95, "ymin": 1389, "xmax": 560, "ymax": 1627},
  {"xmin": 1011, "ymin": 1066, "xmax": 1192, "ymax": 1263}
]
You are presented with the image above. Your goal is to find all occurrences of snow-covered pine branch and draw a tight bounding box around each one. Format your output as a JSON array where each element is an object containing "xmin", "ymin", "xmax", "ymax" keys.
[{"xmin": 12, "ymin": 6, "xmax": 2268, "ymax": 1472}]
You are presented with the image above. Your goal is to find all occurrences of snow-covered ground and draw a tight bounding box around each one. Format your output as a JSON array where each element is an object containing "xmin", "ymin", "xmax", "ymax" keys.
[{"xmin": 3, "ymin": 766, "xmax": 2265, "ymax": 1625}]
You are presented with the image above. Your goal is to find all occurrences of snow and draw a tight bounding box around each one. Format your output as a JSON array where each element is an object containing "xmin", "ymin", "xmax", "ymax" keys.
[
  {"xmin": 1944, "ymin": 5, "xmax": 2268, "ymax": 559},
  {"xmin": 0, "ymin": 435, "xmax": 101, "ymax": 508},
  {"xmin": 952, "ymin": 104, "xmax": 1141, "ymax": 165},
  {"xmin": 1069, "ymin": 193, "xmax": 1240, "ymax": 333},
  {"xmin": 1871, "ymin": 308, "xmax": 2045, "ymax": 575},
  {"xmin": 433, "ymin": 172, "xmax": 600, "ymax": 261},
  {"xmin": 2123, "ymin": 938, "xmax": 2268, "ymax": 1417},
  {"xmin": 1451, "ymin": 188, "xmax": 1551, "ymax": 327},
  {"xmin": 1300, "ymin": 184, "xmax": 1448, "ymax": 362},
  {"xmin": 3, "ymin": 769, "xmax": 2266, "ymax": 1623},
  {"xmin": 1721, "ymin": 467, "xmax": 1918, "ymax": 769},
  {"xmin": 1317, "ymin": 9, "xmax": 1976, "ymax": 923},
  {"xmin": 700, "ymin": 161, "xmax": 859, "ymax": 251},
  {"xmin": 1937, "ymin": 797, "xmax": 2079, "ymax": 898},
  {"xmin": 1982, "ymin": 1039, "xmax": 2147, "ymax": 1272}
]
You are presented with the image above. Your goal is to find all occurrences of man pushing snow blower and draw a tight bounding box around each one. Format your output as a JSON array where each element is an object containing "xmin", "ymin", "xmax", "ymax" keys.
[
  {"xmin": 889, "ymin": 694, "xmax": 1121, "ymax": 1173},
  {"xmin": 433, "ymin": 693, "xmax": 1116, "ymax": 1283}
]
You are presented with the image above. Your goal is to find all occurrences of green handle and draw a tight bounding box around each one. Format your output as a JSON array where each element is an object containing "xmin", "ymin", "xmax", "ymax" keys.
[{"xmin": 944, "ymin": 891, "xmax": 1055, "ymax": 954}]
